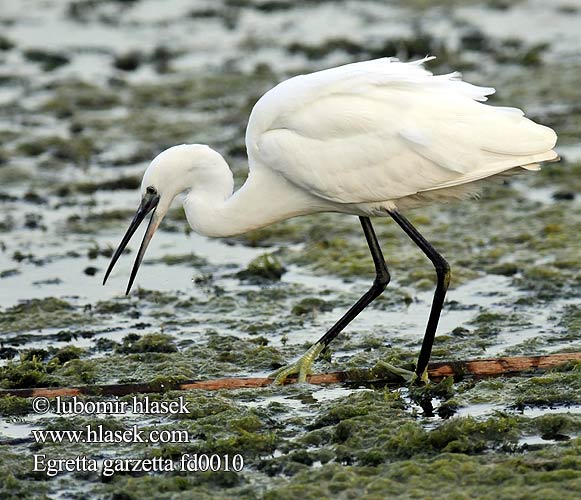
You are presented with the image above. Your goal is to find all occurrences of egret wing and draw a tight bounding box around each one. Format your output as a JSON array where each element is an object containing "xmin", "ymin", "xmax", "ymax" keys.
[{"xmin": 246, "ymin": 58, "xmax": 557, "ymax": 204}]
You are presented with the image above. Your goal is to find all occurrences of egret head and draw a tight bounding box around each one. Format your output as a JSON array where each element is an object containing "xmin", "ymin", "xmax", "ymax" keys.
[{"xmin": 103, "ymin": 144, "xmax": 230, "ymax": 294}]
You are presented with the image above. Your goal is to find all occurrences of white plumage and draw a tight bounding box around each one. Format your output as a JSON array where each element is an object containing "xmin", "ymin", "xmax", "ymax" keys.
[
  {"xmin": 247, "ymin": 57, "xmax": 557, "ymax": 211},
  {"xmin": 104, "ymin": 56, "xmax": 559, "ymax": 384},
  {"xmin": 103, "ymin": 55, "xmax": 559, "ymax": 266}
]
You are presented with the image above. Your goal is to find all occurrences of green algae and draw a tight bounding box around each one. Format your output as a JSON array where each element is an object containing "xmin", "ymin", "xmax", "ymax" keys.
[
  {"xmin": 17, "ymin": 134, "xmax": 97, "ymax": 166},
  {"xmin": 41, "ymin": 79, "xmax": 121, "ymax": 114},
  {"xmin": 288, "ymin": 31, "xmax": 452, "ymax": 67},
  {"xmin": 0, "ymin": 346, "xmax": 96, "ymax": 389},
  {"xmin": 23, "ymin": 48, "xmax": 70, "ymax": 71},
  {"xmin": 561, "ymin": 306, "xmax": 581, "ymax": 340},
  {"xmin": 48, "ymin": 345, "xmax": 85, "ymax": 365},
  {"xmin": 534, "ymin": 413, "xmax": 579, "ymax": 440},
  {"xmin": 114, "ymin": 50, "xmax": 144, "ymax": 71},
  {"xmin": 34, "ymin": 331, "xmax": 291, "ymax": 386},
  {"xmin": 224, "ymin": 219, "xmax": 308, "ymax": 247},
  {"xmin": 0, "ymin": 35, "xmax": 15, "ymax": 51},
  {"xmin": 67, "ymin": 176, "xmax": 140, "ymax": 195},
  {"xmin": 236, "ymin": 254, "xmax": 285, "ymax": 283},
  {"xmin": 302, "ymin": 389, "xmax": 521, "ymax": 461},
  {"xmin": 449, "ymin": 362, "xmax": 581, "ymax": 409},
  {"xmin": 0, "ymin": 1, "xmax": 580, "ymax": 498},
  {"xmin": 0, "ymin": 395, "xmax": 30, "ymax": 416},
  {"xmin": 0, "ymin": 298, "xmax": 93, "ymax": 334},
  {"xmin": 128, "ymin": 70, "xmax": 275, "ymax": 110},
  {"xmin": 262, "ymin": 444, "xmax": 581, "ymax": 500},
  {"xmin": 469, "ymin": 310, "xmax": 532, "ymax": 338},
  {"xmin": 53, "ymin": 358, "xmax": 98, "ymax": 385},
  {"xmin": 116, "ymin": 333, "xmax": 178, "ymax": 354},
  {"xmin": 291, "ymin": 297, "xmax": 334, "ymax": 316},
  {"xmin": 0, "ymin": 358, "xmax": 56, "ymax": 389},
  {"xmin": 151, "ymin": 253, "xmax": 208, "ymax": 267},
  {"xmin": 0, "ymin": 452, "xmax": 50, "ymax": 499},
  {"xmin": 287, "ymin": 236, "xmax": 373, "ymax": 279},
  {"xmin": 1, "ymin": 350, "xmax": 580, "ymax": 498},
  {"xmin": 65, "ymin": 208, "xmax": 136, "ymax": 233}
]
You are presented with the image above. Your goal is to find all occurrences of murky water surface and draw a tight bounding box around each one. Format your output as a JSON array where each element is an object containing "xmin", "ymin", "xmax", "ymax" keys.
[{"xmin": 0, "ymin": 1, "xmax": 580, "ymax": 498}]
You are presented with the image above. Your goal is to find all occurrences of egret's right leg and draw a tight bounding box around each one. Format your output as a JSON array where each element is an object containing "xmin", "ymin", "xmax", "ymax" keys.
[
  {"xmin": 270, "ymin": 216, "xmax": 395, "ymax": 384},
  {"xmin": 388, "ymin": 210, "xmax": 450, "ymax": 382}
]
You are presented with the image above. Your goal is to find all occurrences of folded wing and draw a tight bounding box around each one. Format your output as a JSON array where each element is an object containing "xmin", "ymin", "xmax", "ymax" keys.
[{"xmin": 246, "ymin": 58, "xmax": 557, "ymax": 204}]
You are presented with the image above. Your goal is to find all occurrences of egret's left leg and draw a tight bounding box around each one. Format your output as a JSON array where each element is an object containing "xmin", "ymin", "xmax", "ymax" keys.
[{"xmin": 270, "ymin": 216, "xmax": 392, "ymax": 385}]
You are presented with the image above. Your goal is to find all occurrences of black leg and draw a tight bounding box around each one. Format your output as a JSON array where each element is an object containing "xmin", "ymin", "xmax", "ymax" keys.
[
  {"xmin": 388, "ymin": 210, "xmax": 450, "ymax": 378},
  {"xmin": 270, "ymin": 216, "xmax": 393, "ymax": 384},
  {"xmin": 316, "ymin": 216, "xmax": 390, "ymax": 349}
]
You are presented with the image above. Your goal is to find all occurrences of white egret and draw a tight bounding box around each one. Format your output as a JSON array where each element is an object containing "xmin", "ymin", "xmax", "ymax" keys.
[{"xmin": 103, "ymin": 57, "xmax": 558, "ymax": 384}]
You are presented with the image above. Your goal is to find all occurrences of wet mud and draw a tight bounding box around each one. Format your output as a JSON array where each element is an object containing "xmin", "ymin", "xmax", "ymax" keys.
[{"xmin": 0, "ymin": 0, "xmax": 580, "ymax": 498}]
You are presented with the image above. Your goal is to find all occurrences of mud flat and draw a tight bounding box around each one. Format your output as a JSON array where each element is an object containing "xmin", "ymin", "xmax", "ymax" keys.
[{"xmin": 0, "ymin": 1, "xmax": 580, "ymax": 498}]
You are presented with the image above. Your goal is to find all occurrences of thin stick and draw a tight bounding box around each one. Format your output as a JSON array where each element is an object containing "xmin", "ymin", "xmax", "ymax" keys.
[{"xmin": 1, "ymin": 352, "xmax": 579, "ymax": 399}]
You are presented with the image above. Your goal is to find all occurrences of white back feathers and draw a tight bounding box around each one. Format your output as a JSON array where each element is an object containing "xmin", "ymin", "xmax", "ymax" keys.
[{"xmin": 247, "ymin": 57, "xmax": 557, "ymax": 206}]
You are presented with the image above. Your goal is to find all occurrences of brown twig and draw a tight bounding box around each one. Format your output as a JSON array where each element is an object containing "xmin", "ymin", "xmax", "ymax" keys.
[{"xmin": 1, "ymin": 352, "xmax": 579, "ymax": 399}]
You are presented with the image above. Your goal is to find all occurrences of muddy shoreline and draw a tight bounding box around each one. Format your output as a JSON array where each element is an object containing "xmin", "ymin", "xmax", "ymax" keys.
[{"xmin": 0, "ymin": 1, "xmax": 580, "ymax": 498}]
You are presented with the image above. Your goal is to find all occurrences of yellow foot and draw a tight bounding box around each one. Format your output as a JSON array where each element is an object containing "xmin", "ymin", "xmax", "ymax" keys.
[
  {"xmin": 269, "ymin": 343, "xmax": 325, "ymax": 385},
  {"xmin": 418, "ymin": 367, "xmax": 430, "ymax": 385},
  {"xmin": 375, "ymin": 361, "xmax": 429, "ymax": 385}
]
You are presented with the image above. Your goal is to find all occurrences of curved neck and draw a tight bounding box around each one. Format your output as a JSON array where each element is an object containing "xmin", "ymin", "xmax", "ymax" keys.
[{"xmin": 183, "ymin": 163, "xmax": 328, "ymax": 237}]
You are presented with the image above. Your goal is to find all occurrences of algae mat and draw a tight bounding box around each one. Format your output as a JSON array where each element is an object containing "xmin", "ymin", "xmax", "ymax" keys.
[{"xmin": 0, "ymin": 1, "xmax": 580, "ymax": 499}]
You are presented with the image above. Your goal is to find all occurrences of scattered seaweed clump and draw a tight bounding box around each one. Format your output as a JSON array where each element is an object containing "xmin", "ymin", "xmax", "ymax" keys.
[
  {"xmin": 23, "ymin": 48, "xmax": 70, "ymax": 71},
  {"xmin": 0, "ymin": 297, "xmax": 93, "ymax": 334},
  {"xmin": 287, "ymin": 32, "xmax": 450, "ymax": 64},
  {"xmin": 0, "ymin": 35, "xmax": 15, "ymax": 51},
  {"xmin": 116, "ymin": 333, "xmax": 179, "ymax": 354},
  {"xmin": 236, "ymin": 254, "xmax": 286, "ymax": 283},
  {"xmin": 0, "ymin": 357, "xmax": 56, "ymax": 389},
  {"xmin": 114, "ymin": 50, "xmax": 143, "ymax": 71},
  {"xmin": 0, "ymin": 1, "xmax": 579, "ymax": 498},
  {"xmin": 291, "ymin": 297, "xmax": 334, "ymax": 316}
]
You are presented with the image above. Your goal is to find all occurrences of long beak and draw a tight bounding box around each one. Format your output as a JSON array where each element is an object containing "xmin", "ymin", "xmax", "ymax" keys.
[{"xmin": 103, "ymin": 191, "xmax": 161, "ymax": 295}]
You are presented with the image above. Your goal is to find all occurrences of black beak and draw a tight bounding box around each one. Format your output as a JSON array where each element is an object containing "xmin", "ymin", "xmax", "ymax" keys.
[{"xmin": 103, "ymin": 191, "xmax": 160, "ymax": 295}]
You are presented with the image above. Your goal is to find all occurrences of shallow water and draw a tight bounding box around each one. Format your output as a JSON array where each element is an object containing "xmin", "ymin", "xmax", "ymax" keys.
[{"xmin": 0, "ymin": 0, "xmax": 580, "ymax": 498}]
